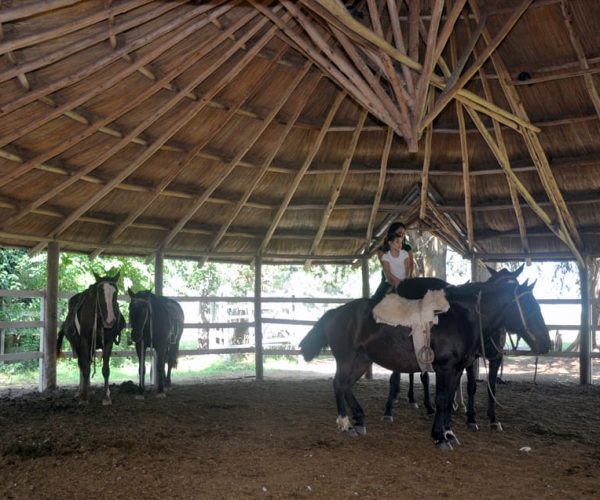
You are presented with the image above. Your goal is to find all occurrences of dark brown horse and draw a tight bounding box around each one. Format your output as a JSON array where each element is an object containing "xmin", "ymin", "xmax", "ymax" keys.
[
  {"xmin": 128, "ymin": 289, "xmax": 184, "ymax": 399},
  {"xmin": 57, "ymin": 272, "xmax": 125, "ymax": 405},
  {"xmin": 299, "ymin": 278, "xmax": 550, "ymax": 449},
  {"xmin": 385, "ymin": 265, "xmax": 525, "ymax": 431}
]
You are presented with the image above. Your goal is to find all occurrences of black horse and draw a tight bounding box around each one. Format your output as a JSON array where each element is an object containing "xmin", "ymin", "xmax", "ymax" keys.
[
  {"xmin": 299, "ymin": 278, "xmax": 550, "ymax": 449},
  {"xmin": 56, "ymin": 272, "xmax": 125, "ymax": 405},
  {"xmin": 385, "ymin": 266, "xmax": 525, "ymax": 430},
  {"xmin": 128, "ymin": 289, "xmax": 184, "ymax": 399}
]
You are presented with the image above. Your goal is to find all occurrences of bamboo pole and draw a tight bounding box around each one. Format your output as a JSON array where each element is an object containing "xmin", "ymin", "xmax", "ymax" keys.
[{"xmin": 366, "ymin": 127, "xmax": 394, "ymax": 244}]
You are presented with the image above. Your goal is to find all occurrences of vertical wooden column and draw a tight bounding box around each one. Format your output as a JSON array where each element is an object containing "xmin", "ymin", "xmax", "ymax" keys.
[
  {"xmin": 42, "ymin": 241, "xmax": 59, "ymax": 392},
  {"xmin": 254, "ymin": 255, "xmax": 264, "ymax": 380},
  {"xmin": 362, "ymin": 257, "xmax": 373, "ymax": 380},
  {"xmin": 154, "ymin": 249, "xmax": 164, "ymax": 297},
  {"xmin": 470, "ymin": 256, "xmax": 481, "ymax": 379},
  {"xmin": 579, "ymin": 259, "xmax": 592, "ymax": 385},
  {"xmin": 151, "ymin": 250, "xmax": 164, "ymax": 386}
]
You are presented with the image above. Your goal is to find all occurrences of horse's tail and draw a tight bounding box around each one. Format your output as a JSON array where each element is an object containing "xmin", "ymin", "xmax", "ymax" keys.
[
  {"xmin": 299, "ymin": 309, "xmax": 337, "ymax": 361},
  {"xmin": 168, "ymin": 319, "xmax": 183, "ymax": 369},
  {"xmin": 56, "ymin": 324, "xmax": 65, "ymax": 359}
]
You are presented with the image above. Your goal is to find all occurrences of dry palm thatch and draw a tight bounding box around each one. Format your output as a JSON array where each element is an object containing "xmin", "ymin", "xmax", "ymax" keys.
[{"xmin": 0, "ymin": 0, "xmax": 599, "ymax": 265}]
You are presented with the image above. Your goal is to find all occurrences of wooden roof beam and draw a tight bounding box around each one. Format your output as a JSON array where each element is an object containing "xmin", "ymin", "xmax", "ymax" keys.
[
  {"xmin": 559, "ymin": 0, "xmax": 600, "ymax": 119},
  {"xmin": 255, "ymin": 1, "xmax": 400, "ymax": 135},
  {"xmin": 420, "ymin": 0, "xmax": 533, "ymax": 133},
  {"xmin": 277, "ymin": 0, "xmax": 405, "ymax": 139},
  {"xmin": 27, "ymin": 9, "xmax": 274, "ymax": 256},
  {"xmin": 468, "ymin": 0, "xmax": 584, "ymax": 258},
  {"xmin": 305, "ymin": 0, "xmax": 539, "ymax": 134},
  {"xmin": 419, "ymin": 108, "xmax": 434, "ymax": 220},
  {"xmin": 0, "ymin": 2, "xmax": 234, "ymax": 144},
  {"xmin": 202, "ymin": 69, "xmax": 321, "ymax": 264},
  {"xmin": 0, "ymin": 8, "xmax": 247, "ymax": 193},
  {"xmin": 257, "ymin": 90, "xmax": 347, "ymax": 254},
  {"xmin": 365, "ymin": 0, "xmax": 416, "ymax": 150},
  {"xmin": 306, "ymin": 109, "xmax": 368, "ymax": 264},
  {"xmin": 366, "ymin": 127, "xmax": 394, "ymax": 246},
  {"xmin": 386, "ymin": 0, "xmax": 415, "ymax": 94},
  {"xmin": 90, "ymin": 45, "xmax": 297, "ymax": 259}
]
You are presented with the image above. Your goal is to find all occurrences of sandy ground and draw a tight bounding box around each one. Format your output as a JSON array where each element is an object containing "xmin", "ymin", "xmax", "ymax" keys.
[{"xmin": 1, "ymin": 354, "xmax": 599, "ymax": 500}]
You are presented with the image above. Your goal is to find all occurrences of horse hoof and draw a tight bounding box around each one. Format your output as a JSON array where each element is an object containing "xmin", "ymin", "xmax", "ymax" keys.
[
  {"xmin": 408, "ymin": 402, "xmax": 419, "ymax": 409},
  {"xmin": 156, "ymin": 392, "xmax": 167, "ymax": 399},
  {"xmin": 102, "ymin": 399, "xmax": 112, "ymax": 406},
  {"xmin": 78, "ymin": 400, "xmax": 89, "ymax": 406},
  {"xmin": 381, "ymin": 415, "xmax": 394, "ymax": 423},
  {"xmin": 435, "ymin": 441, "xmax": 454, "ymax": 451},
  {"xmin": 134, "ymin": 394, "xmax": 145, "ymax": 401},
  {"xmin": 490, "ymin": 422, "xmax": 504, "ymax": 432},
  {"xmin": 353, "ymin": 425, "xmax": 367, "ymax": 436},
  {"xmin": 444, "ymin": 431, "xmax": 460, "ymax": 446},
  {"xmin": 466, "ymin": 422, "xmax": 480, "ymax": 432}
]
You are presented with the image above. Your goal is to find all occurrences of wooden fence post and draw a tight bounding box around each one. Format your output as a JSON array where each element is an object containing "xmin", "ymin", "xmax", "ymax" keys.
[
  {"xmin": 362, "ymin": 257, "xmax": 373, "ymax": 380},
  {"xmin": 579, "ymin": 258, "xmax": 592, "ymax": 384}
]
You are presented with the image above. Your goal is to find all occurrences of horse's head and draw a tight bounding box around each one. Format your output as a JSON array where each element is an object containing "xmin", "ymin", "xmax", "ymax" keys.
[
  {"xmin": 486, "ymin": 264, "xmax": 524, "ymax": 284},
  {"xmin": 93, "ymin": 271, "xmax": 120, "ymax": 328},
  {"xmin": 482, "ymin": 280, "xmax": 551, "ymax": 355},
  {"xmin": 128, "ymin": 288, "xmax": 152, "ymax": 343}
]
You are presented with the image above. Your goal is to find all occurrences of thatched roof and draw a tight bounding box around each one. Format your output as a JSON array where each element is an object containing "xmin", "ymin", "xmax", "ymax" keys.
[{"xmin": 1, "ymin": 0, "xmax": 599, "ymax": 264}]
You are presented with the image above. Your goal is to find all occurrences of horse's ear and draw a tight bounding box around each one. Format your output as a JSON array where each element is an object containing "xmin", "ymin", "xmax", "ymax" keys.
[
  {"xmin": 485, "ymin": 265, "xmax": 497, "ymax": 277},
  {"xmin": 513, "ymin": 263, "xmax": 525, "ymax": 277},
  {"xmin": 127, "ymin": 287, "xmax": 134, "ymax": 297},
  {"xmin": 112, "ymin": 271, "xmax": 120, "ymax": 283},
  {"xmin": 93, "ymin": 271, "xmax": 101, "ymax": 282},
  {"xmin": 527, "ymin": 279, "xmax": 537, "ymax": 291}
]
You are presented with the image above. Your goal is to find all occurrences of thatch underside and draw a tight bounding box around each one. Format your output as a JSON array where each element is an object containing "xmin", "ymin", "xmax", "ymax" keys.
[{"xmin": 0, "ymin": 0, "xmax": 599, "ymax": 264}]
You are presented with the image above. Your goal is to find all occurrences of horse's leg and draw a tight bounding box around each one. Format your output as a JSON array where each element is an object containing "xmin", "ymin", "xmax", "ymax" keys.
[
  {"xmin": 420, "ymin": 372, "xmax": 434, "ymax": 415},
  {"xmin": 465, "ymin": 363, "xmax": 479, "ymax": 431},
  {"xmin": 165, "ymin": 345, "xmax": 173, "ymax": 389},
  {"xmin": 383, "ymin": 371, "xmax": 400, "ymax": 422},
  {"xmin": 407, "ymin": 372, "xmax": 418, "ymax": 408},
  {"xmin": 101, "ymin": 336, "xmax": 114, "ymax": 406},
  {"xmin": 441, "ymin": 370, "xmax": 463, "ymax": 447},
  {"xmin": 334, "ymin": 353, "xmax": 370, "ymax": 436},
  {"xmin": 155, "ymin": 345, "xmax": 167, "ymax": 398},
  {"xmin": 77, "ymin": 355, "xmax": 91, "ymax": 404},
  {"xmin": 487, "ymin": 356, "xmax": 503, "ymax": 431},
  {"xmin": 135, "ymin": 342, "xmax": 146, "ymax": 400},
  {"xmin": 431, "ymin": 367, "xmax": 459, "ymax": 450}
]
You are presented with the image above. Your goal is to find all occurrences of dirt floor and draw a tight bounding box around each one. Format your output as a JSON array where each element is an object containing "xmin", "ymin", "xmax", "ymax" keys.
[{"xmin": 1, "ymin": 360, "xmax": 600, "ymax": 500}]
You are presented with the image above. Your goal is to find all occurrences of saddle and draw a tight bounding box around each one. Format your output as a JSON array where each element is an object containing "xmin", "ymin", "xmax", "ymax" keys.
[{"xmin": 372, "ymin": 289, "xmax": 450, "ymax": 372}]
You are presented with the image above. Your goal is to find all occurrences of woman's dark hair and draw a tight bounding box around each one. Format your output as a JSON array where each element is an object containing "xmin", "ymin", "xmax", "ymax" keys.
[{"xmin": 380, "ymin": 222, "xmax": 411, "ymax": 252}]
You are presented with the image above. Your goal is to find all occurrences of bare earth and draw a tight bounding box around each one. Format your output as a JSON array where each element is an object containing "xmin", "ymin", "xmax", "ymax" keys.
[{"xmin": 1, "ymin": 359, "xmax": 599, "ymax": 500}]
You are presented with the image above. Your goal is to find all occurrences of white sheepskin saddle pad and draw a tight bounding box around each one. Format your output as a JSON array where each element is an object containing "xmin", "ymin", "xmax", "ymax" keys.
[{"xmin": 372, "ymin": 289, "xmax": 450, "ymax": 327}]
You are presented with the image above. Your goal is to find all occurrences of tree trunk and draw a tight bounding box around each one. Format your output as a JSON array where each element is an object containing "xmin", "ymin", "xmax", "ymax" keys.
[{"xmin": 408, "ymin": 231, "xmax": 447, "ymax": 280}]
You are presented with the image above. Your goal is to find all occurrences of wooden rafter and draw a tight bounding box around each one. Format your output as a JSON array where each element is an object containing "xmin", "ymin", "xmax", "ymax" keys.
[
  {"xmin": 0, "ymin": 2, "xmax": 234, "ymax": 147},
  {"xmin": 0, "ymin": 7, "xmax": 259, "ymax": 229},
  {"xmin": 366, "ymin": 127, "xmax": 394, "ymax": 245},
  {"xmin": 559, "ymin": 0, "xmax": 600, "ymax": 118},
  {"xmin": 468, "ymin": 0, "xmax": 584, "ymax": 260},
  {"xmin": 90, "ymin": 45, "xmax": 296, "ymax": 259},
  {"xmin": 306, "ymin": 108, "xmax": 368, "ymax": 261},
  {"xmin": 257, "ymin": 90, "xmax": 347, "ymax": 254},
  {"xmin": 420, "ymin": 0, "xmax": 533, "ymax": 132},
  {"xmin": 419, "ymin": 104, "xmax": 434, "ymax": 220},
  {"xmin": 203, "ymin": 68, "xmax": 320, "ymax": 262},
  {"xmin": 28, "ymin": 11, "xmax": 275, "ymax": 255},
  {"xmin": 386, "ymin": 0, "xmax": 415, "ymax": 94}
]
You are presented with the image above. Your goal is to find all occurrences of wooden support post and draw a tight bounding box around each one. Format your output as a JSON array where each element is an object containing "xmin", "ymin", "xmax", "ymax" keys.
[
  {"xmin": 579, "ymin": 259, "xmax": 592, "ymax": 384},
  {"xmin": 42, "ymin": 241, "xmax": 59, "ymax": 392},
  {"xmin": 154, "ymin": 249, "xmax": 164, "ymax": 296},
  {"xmin": 151, "ymin": 249, "xmax": 164, "ymax": 387},
  {"xmin": 362, "ymin": 257, "xmax": 373, "ymax": 380},
  {"xmin": 254, "ymin": 255, "xmax": 264, "ymax": 380}
]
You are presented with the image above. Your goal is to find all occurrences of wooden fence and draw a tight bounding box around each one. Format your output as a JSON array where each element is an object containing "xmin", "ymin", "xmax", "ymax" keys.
[{"xmin": 0, "ymin": 290, "xmax": 597, "ymax": 391}]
